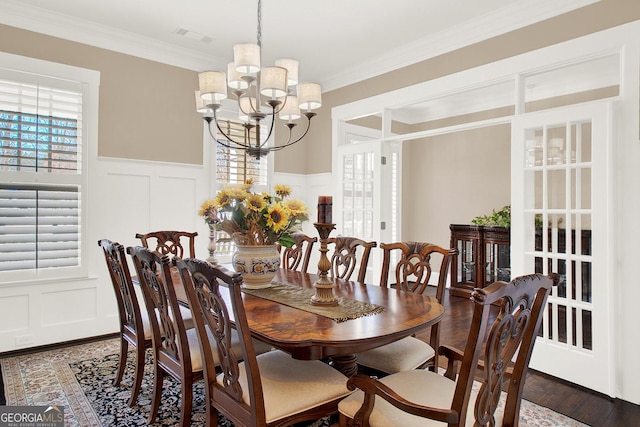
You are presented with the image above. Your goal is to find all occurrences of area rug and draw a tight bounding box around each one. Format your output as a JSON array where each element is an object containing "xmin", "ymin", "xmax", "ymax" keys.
[{"xmin": 1, "ymin": 337, "xmax": 589, "ymax": 426}]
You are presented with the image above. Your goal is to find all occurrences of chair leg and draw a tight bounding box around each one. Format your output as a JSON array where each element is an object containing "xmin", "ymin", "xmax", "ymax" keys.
[
  {"xmin": 147, "ymin": 363, "xmax": 164, "ymax": 424},
  {"xmin": 127, "ymin": 344, "xmax": 146, "ymax": 407},
  {"xmin": 206, "ymin": 402, "xmax": 218, "ymax": 427},
  {"xmin": 179, "ymin": 378, "xmax": 193, "ymax": 427},
  {"xmin": 113, "ymin": 337, "xmax": 129, "ymax": 386}
]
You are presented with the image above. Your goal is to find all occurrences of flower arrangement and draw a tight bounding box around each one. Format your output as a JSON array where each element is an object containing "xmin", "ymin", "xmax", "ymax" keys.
[{"xmin": 199, "ymin": 182, "xmax": 309, "ymax": 247}]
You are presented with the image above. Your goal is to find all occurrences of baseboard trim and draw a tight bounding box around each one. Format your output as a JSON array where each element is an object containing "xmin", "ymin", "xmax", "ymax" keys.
[{"xmin": 0, "ymin": 332, "xmax": 119, "ymax": 359}]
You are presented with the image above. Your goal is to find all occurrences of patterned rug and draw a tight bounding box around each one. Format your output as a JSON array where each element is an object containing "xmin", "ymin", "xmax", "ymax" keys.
[{"xmin": 1, "ymin": 337, "xmax": 589, "ymax": 426}]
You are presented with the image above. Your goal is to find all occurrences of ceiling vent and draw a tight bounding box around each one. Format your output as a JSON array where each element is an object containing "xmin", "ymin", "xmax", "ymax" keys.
[{"xmin": 174, "ymin": 27, "xmax": 213, "ymax": 44}]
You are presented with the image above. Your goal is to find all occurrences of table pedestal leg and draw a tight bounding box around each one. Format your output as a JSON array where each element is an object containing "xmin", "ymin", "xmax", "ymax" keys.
[{"xmin": 330, "ymin": 354, "xmax": 358, "ymax": 377}]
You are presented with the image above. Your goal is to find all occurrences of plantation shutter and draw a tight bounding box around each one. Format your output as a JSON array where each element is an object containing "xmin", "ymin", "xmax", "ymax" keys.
[
  {"xmin": 215, "ymin": 119, "xmax": 267, "ymax": 185},
  {"xmin": 0, "ymin": 77, "xmax": 83, "ymax": 273},
  {"xmin": 0, "ymin": 184, "xmax": 79, "ymax": 271}
]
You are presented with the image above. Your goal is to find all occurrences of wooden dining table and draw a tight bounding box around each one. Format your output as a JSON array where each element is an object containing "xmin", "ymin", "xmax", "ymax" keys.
[{"xmin": 172, "ymin": 267, "xmax": 445, "ymax": 377}]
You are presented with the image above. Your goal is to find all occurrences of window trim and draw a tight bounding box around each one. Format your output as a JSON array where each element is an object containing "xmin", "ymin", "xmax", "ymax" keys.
[{"xmin": 0, "ymin": 52, "xmax": 99, "ymax": 283}]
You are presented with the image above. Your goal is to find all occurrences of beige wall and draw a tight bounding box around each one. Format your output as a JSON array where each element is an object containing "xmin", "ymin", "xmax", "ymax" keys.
[
  {"xmin": 0, "ymin": 24, "xmax": 203, "ymax": 165},
  {"xmin": 402, "ymin": 125, "xmax": 511, "ymax": 248},
  {"xmin": 2, "ymin": 0, "xmax": 638, "ymax": 171},
  {"xmin": 304, "ymin": 0, "xmax": 640, "ymax": 175}
]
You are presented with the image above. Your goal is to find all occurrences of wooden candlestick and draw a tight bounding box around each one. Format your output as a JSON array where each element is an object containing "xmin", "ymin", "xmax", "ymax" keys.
[{"xmin": 311, "ymin": 222, "xmax": 339, "ymax": 306}]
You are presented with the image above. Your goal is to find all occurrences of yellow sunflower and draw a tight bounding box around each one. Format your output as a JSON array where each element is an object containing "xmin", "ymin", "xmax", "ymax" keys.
[
  {"xmin": 283, "ymin": 199, "xmax": 308, "ymax": 217},
  {"xmin": 246, "ymin": 194, "xmax": 266, "ymax": 212},
  {"xmin": 198, "ymin": 199, "xmax": 216, "ymax": 217},
  {"xmin": 265, "ymin": 203, "xmax": 290, "ymax": 232},
  {"xmin": 243, "ymin": 178, "xmax": 254, "ymax": 190},
  {"xmin": 226, "ymin": 185, "xmax": 249, "ymax": 200},
  {"xmin": 274, "ymin": 184, "xmax": 292, "ymax": 198},
  {"xmin": 214, "ymin": 190, "xmax": 233, "ymax": 208}
]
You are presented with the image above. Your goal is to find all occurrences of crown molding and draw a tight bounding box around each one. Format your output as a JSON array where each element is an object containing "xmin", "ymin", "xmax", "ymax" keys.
[
  {"xmin": 322, "ymin": 0, "xmax": 601, "ymax": 91},
  {"xmin": 0, "ymin": 0, "xmax": 224, "ymax": 71},
  {"xmin": 0, "ymin": 0, "xmax": 599, "ymax": 89}
]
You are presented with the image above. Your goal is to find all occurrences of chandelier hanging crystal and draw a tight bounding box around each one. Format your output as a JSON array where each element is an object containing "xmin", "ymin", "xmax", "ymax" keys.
[{"xmin": 195, "ymin": 0, "xmax": 321, "ymax": 159}]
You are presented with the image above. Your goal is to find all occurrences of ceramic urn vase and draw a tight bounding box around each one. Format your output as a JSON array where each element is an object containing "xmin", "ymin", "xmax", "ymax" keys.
[{"xmin": 232, "ymin": 244, "xmax": 280, "ymax": 289}]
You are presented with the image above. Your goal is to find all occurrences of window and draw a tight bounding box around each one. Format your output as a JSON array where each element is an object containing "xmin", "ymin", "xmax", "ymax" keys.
[
  {"xmin": 215, "ymin": 119, "xmax": 268, "ymax": 186},
  {"xmin": 0, "ymin": 70, "xmax": 87, "ymax": 279}
]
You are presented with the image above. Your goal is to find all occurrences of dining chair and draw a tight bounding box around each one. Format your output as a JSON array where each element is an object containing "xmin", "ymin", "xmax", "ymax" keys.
[
  {"xmin": 126, "ymin": 246, "xmax": 204, "ymax": 426},
  {"xmin": 327, "ymin": 236, "xmax": 377, "ymax": 283},
  {"xmin": 355, "ymin": 241, "xmax": 457, "ymax": 375},
  {"xmin": 98, "ymin": 238, "xmax": 151, "ymax": 407},
  {"xmin": 338, "ymin": 273, "xmax": 555, "ymax": 427},
  {"xmin": 175, "ymin": 257, "xmax": 353, "ymax": 427},
  {"xmin": 279, "ymin": 232, "xmax": 317, "ymax": 273},
  {"xmin": 135, "ymin": 230, "xmax": 198, "ymax": 258}
]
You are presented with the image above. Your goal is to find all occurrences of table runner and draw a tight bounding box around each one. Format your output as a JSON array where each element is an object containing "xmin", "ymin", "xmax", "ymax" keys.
[{"xmin": 242, "ymin": 281, "xmax": 384, "ymax": 322}]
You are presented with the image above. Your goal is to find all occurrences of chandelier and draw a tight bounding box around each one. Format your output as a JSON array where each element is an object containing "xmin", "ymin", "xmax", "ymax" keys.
[{"xmin": 195, "ymin": 0, "xmax": 322, "ymax": 159}]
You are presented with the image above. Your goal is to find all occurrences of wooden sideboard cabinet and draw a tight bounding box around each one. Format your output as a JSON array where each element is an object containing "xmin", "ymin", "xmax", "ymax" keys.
[{"xmin": 449, "ymin": 224, "xmax": 510, "ymax": 297}]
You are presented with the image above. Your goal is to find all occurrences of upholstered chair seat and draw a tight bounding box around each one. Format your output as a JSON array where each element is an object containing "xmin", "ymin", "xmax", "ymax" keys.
[
  {"xmin": 354, "ymin": 336, "xmax": 436, "ymax": 374},
  {"xmin": 339, "ymin": 369, "xmax": 506, "ymax": 427},
  {"xmin": 223, "ymin": 350, "xmax": 352, "ymax": 425}
]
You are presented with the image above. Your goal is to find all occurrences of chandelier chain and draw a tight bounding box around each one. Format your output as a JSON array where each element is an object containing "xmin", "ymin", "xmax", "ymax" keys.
[{"xmin": 257, "ymin": 0, "xmax": 262, "ymax": 48}]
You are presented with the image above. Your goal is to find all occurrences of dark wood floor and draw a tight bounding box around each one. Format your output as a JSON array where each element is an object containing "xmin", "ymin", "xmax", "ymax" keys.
[{"xmin": 415, "ymin": 288, "xmax": 640, "ymax": 427}]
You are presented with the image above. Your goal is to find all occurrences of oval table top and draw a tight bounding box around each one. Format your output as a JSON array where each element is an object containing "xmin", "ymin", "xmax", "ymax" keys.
[{"xmin": 174, "ymin": 267, "xmax": 444, "ymax": 376}]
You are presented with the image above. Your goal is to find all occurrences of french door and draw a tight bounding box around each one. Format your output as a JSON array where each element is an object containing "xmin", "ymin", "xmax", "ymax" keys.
[
  {"xmin": 336, "ymin": 125, "xmax": 385, "ymax": 283},
  {"xmin": 511, "ymin": 102, "xmax": 614, "ymax": 395}
]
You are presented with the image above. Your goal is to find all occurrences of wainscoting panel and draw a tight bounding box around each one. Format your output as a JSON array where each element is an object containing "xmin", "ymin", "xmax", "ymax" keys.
[
  {"xmin": 41, "ymin": 287, "xmax": 97, "ymax": 327},
  {"xmin": 102, "ymin": 172, "xmax": 151, "ymax": 244},
  {"xmin": 0, "ymin": 294, "xmax": 29, "ymax": 333}
]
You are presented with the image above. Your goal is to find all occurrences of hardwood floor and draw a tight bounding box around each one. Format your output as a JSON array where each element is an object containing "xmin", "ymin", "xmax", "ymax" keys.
[{"xmin": 414, "ymin": 288, "xmax": 640, "ymax": 427}]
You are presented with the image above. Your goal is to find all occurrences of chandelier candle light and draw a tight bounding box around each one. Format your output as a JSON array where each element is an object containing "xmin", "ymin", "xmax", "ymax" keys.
[{"xmin": 196, "ymin": 0, "xmax": 322, "ymax": 159}]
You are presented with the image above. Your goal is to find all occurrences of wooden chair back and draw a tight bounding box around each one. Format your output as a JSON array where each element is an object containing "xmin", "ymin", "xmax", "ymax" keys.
[
  {"xmin": 175, "ymin": 257, "xmax": 266, "ymax": 426},
  {"xmin": 135, "ymin": 230, "xmax": 198, "ymax": 258},
  {"xmin": 346, "ymin": 274, "xmax": 555, "ymax": 426},
  {"xmin": 380, "ymin": 241, "xmax": 457, "ymax": 299},
  {"xmin": 98, "ymin": 238, "xmax": 150, "ymax": 405},
  {"xmin": 279, "ymin": 232, "xmax": 317, "ymax": 273},
  {"xmin": 127, "ymin": 246, "xmax": 199, "ymax": 425},
  {"xmin": 452, "ymin": 273, "xmax": 555, "ymax": 425},
  {"xmin": 99, "ymin": 239, "xmax": 142, "ymax": 347},
  {"xmin": 379, "ymin": 241, "xmax": 457, "ymax": 369},
  {"xmin": 327, "ymin": 236, "xmax": 377, "ymax": 283}
]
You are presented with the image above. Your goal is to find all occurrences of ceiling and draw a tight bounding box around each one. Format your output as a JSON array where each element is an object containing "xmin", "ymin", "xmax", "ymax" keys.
[{"xmin": 0, "ymin": 0, "xmax": 599, "ymax": 92}]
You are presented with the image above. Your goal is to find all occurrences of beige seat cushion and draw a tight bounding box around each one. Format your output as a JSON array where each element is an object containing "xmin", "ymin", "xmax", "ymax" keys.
[
  {"xmin": 218, "ymin": 350, "xmax": 352, "ymax": 424},
  {"xmin": 187, "ymin": 327, "xmax": 273, "ymax": 372},
  {"xmin": 134, "ymin": 281, "xmax": 194, "ymax": 331},
  {"xmin": 132, "ymin": 285, "xmax": 153, "ymax": 340},
  {"xmin": 338, "ymin": 369, "xmax": 503, "ymax": 427},
  {"xmin": 179, "ymin": 305, "xmax": 195, "ymax": 330},
  {"xmin": 356, "ymin": 337, "xmax": 435, "ymax": 373}
]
